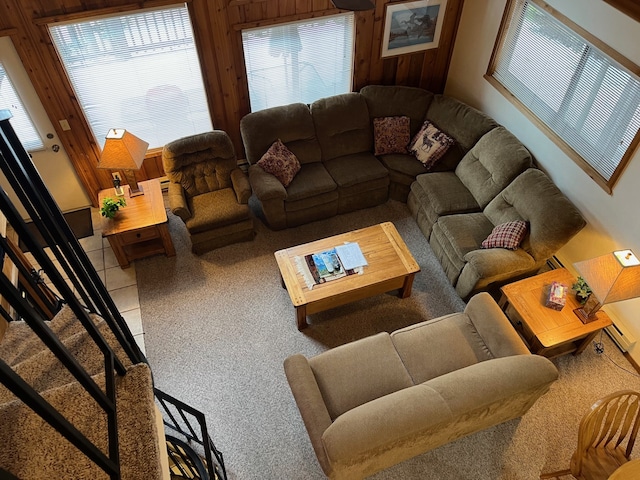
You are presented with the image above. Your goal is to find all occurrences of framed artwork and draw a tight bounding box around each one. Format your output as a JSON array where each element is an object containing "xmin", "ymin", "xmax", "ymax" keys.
[{"xmin": 381, "ymin": 0, "xmax": 447, "ymax": 58}]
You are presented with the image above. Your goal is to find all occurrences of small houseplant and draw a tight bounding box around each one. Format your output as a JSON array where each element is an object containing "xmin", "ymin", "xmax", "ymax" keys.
[
  {"xmin": 572, "ymin": 276, "xmax": 592, "ymax": 304},
  {"xmin": 100, "ymin": 196, "xmax": 126, "ymax": 219}
]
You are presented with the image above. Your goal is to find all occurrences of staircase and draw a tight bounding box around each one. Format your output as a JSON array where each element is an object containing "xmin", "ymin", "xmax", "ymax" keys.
[{"xmin": 0, "ymin": 110, "xmax": 226, "ymax": 480}]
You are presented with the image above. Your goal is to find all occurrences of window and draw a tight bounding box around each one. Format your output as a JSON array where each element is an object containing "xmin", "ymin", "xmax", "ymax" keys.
[
  {"xmin": 0, "ymin": 62, "xmax": 44, "ymax": 151},
  {"xmin": 242, "ymin": 13, "xmax": 355, "ymax": 112},
  {"xmin": 488, "ymin": 0, "xmax": 640, "ymax": 193},
  {"xmin": 49, "ymin": 4, "xmax": 212, "ymax": 149}
]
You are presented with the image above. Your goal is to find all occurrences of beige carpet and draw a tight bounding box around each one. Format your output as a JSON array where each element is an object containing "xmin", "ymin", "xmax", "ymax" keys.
[{"xmin": 136, "ymin": 199, "xmax": 640, "ymax": 479}]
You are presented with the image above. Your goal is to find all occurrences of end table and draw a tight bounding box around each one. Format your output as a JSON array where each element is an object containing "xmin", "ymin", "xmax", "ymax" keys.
[
  {"xmin": 99, "ymin": 178, "xmax": 175, "ymax": 268},
  {"xmin": 499, "ymin": 268, "xmax": 612, "ymax": 358}
]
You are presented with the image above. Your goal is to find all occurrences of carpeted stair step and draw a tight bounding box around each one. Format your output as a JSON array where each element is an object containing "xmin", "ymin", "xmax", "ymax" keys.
[
  {"xmin": 0, "ymin": 305, "xmax": 89, "ymax": 366},
  {"xmin": 0, "ymin": 317, "xmax": 133, "ymax": 405},
  {"xmin": 0, "ymin": 362, "xmax": 165, "ymax": 480}
]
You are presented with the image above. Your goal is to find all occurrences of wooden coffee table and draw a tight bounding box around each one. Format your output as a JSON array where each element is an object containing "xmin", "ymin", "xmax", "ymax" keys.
[
  {"xmin": 499, "ymin": 268, "xmax": 612, "ymax": 358},
  {"xmin": 274, "ymin": 222, "xmax": 420, "ymax": 330}
]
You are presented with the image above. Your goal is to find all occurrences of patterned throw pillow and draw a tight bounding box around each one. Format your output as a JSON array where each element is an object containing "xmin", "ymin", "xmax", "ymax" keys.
[
  {"xmin": 481, "ymin": 220, "xmax": 528, "ymax": 250},
  {"xmin": 409, "ymin": 120, "xmax": 455, "ymax": 170},
  {"xmin": 257, "ymin": 139, "xmax": 301, "ymax": 187},
  {"xmin": 373, "ymin": 116, "xmax": 411, "ymax": 155}
]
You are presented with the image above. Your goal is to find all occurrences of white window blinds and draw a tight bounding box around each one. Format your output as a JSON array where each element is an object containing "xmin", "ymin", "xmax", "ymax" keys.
[
  {"xmin": 492, "ymin": 0, "xmax": 640, "ymax": 184},
  {"xmin": 0, "ymin": 62, "xmax": 44, "ymax": 151},
  {"xmin": 49, "ymin": 4, "xmax": 212, "ymax": 149},
  {"xmin": 242, "ymin": 13, "xmax": 355, "ymax": 112}
]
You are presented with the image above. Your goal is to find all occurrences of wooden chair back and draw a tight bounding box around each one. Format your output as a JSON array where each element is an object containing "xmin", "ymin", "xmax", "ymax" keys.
[{"xmin": 573, "ymin": 390, "xmax": 640, "ymax": 477}]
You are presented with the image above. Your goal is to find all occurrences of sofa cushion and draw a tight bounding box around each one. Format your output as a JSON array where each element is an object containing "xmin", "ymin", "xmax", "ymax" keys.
[
  {"xmin": 257, "ymin": 139, "xmax": 301, "ymax": 187},
  {"xmin": 484, "ymin": 168, "xmax": 586, "ymax": 262},
  {"xmin": 409, "ymin": 120, "xmax": 455, "ymax": 170},
  {"xmin": 481, "ymin": 220, "xmax": 528, "ymax": 250},
  {"xmin": 185, "ymin": 188, "xmax": 251, "ymax": 234},
  {"xmin": 412, "ymin": 172, "xmax": 481, "ymax": 217},
  {"xmin": 455, "ymin": 126, "xmax": 533, "ymax": 208},
  {"xmin": 373, "ymin": 116, "xmax": 411, "ymax": 155},
  {"xmin": 240, "ymin": 102, "xmax": 322, "ymax": 165},
  {"xmin": 312, "ymin": 93, "xmax": 372, "ymax": 161},
  {"xmin": 285, "ymin": 162, "xmax": 337, "ymax": 202},
  {"xmin": 308, "ymin": 332, "xmax": 413, "ymax": 420},
  {"xmin": 360, "ymin": 85, "xmax": 434, "ymax": 136},
  {"xmin": 323, "ymin": 152, "xmax": 388, "ymax": 189},
  {"xmin": 391, "ymin": 313, "xmax": 494, "ymax": 384}
]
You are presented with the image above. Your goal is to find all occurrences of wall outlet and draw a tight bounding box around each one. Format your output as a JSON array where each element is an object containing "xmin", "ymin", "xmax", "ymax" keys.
[{"xmin": 58, "ymin": 119, "xmax": 71, "ymax": 131}]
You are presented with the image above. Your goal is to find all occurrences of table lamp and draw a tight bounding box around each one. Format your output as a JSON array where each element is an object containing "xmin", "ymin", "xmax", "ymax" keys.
[
  {"xmin": 573, "ymin": 249, "xmax": 640, "ymax": 323},
  {"xmin": 97, "ymin": 129, "xmax": 149, "ymax": 196}
]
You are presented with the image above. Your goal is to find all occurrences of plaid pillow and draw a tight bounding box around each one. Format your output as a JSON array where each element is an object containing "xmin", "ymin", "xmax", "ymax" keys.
[
  {"xmin": 481, "ymin": 220, "xmax": 528, "ymax": 250},
  {"xmin": 409, "ymin": 120, "xmax": 455, "ymax": 170},
  {"xmin": 257, "ymin": 139, "xmax": 301, "ymax": 187},
  {"xmin": 373, "ymin": 116, "xmax": 411, "ymax": 155}
]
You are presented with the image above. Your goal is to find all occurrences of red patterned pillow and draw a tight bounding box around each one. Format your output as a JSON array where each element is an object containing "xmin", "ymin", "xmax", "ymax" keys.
[
  {"xmin": 257, "ymin": 139, "xmax": 301, "ymax": 187},
  {"xmin": 481, "ymin": 220, "xmax": 528, "ymax": 250},
  {"xmin": 373, "ymin": 116, "xmax": 411, "ymax": 155},
  {"xmin": 409, "ymin": 120, "xmax": 455, "ymax": 170}
]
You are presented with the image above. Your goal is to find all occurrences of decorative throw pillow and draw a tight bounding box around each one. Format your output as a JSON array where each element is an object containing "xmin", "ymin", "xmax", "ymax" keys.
[
  {"xmin": 257, "ymin": 139, "xmax": 301, "ymax": 187},
  {"xmin": 409, "ymin": 120, "xmax": 455, "ymax": 170},
  {"xmin": 481, "ymin": 220, "xmax": 528, "ymax": 250},
  {"xmin": 373, "ymin": 116, "xmax": 411, "ymax": 155}
]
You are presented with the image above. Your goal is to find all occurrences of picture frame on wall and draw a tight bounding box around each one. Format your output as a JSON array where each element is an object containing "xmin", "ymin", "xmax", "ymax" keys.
[{"xmin": 381, "ymin": 0, "xmax": 447, "ymax": 58}]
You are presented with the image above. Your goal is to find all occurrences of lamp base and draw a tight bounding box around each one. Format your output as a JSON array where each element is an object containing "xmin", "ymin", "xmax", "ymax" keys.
[
  {"xmin": 573, "ymin": 295, "xmax": 601, "ymax": 324},
  {"xmin": 573, "ymin": 307, "xmax": 598, "ymax": 324},
  {"xmin": 122, "ymin": 169, "xmax": 144, "ymax": 197}
]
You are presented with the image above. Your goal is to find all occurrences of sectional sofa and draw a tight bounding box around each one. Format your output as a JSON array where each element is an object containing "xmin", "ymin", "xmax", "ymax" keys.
[{"xmin": 240, "ymin": 85, "xmax": 586, "ymax": 298}]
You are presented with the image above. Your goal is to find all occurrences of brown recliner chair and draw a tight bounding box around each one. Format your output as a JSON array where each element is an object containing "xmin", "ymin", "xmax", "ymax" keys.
[{"xmin": 162, "ymin": 131, "xmax": 255, "ymax": 254}]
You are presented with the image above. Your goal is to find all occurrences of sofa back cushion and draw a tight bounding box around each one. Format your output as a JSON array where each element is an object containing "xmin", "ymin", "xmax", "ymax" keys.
[
  {"xmin": 424, "ymin": 95, "xmax": 499, "ymax": 171},
  {"xmin": 308, "ymin": 332, "xmax": 413, "ymax": 420},
  {"xmin": 240, "ymin": 102, "xmax": 321, "ymax": 166},
  {"xmin": 360, "ymin": 85, "xmax": 434, "ymax": 137},
  {"xmin": 390, "ymin": 313, "xmax": 494, "ymax": 384},
  {"xmin": 311, "ymin": 93, "xmax": 372, "ymax": 161},
  {"xmin": 484, "ymin": 168, "xmax": 586, "ymax": 262},
  {"xmin": 162, "ymin": 131, "xmax": 236, "ymax": 198},
  {"xmin": 455, "ymin": 126, "xmax": 533, "ymax": 208}
]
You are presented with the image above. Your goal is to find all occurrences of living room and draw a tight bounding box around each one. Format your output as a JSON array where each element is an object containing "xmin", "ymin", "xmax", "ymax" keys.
[{"xmin": 1, "ymin": 0, "xmax": 640, "ymax": 479}]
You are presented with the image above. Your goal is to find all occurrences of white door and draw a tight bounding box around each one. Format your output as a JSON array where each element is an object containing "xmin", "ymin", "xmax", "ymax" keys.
[{"xmin": 0, "ymin": 36, "xmax": 90, "ymax": 219}]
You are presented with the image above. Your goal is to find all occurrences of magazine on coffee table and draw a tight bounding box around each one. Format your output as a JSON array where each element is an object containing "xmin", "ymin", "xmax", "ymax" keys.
[{"xmin": 295, "ymin": 247, "xmax": 364, "ymax": 289}]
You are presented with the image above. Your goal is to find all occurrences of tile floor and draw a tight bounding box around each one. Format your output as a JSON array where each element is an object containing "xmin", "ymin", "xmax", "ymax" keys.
[{"xmin": 24, "ymin": 207, "xmax": 145, "ymax": 355}]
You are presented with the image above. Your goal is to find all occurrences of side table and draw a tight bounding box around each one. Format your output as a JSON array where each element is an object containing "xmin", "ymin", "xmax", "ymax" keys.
[
  {"xmin": 499, "ymin": 268, "xmax": 612, "ymax": 358},
  {"xmin": 99, "ymin": 178, "xmax": 175, "ymax": 268}
]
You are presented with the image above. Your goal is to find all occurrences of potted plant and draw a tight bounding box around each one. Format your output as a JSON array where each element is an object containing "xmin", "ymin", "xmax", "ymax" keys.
[
  {"xmin": 572, "ymin": 276, "xmax": 592, "ymax": 304},
  {"xmin": 100, "ymin": 196, "xmax": 126, "ymax": 219}
]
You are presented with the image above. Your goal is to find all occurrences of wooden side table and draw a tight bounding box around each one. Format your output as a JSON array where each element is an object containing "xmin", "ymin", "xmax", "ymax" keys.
[
  {"xmin": 99, "ymin": 178, "xmax": 175, "ymax": 268},
  {"xmin": 499, "ymin": 269, "xmax": 612, "ymax": 358}
]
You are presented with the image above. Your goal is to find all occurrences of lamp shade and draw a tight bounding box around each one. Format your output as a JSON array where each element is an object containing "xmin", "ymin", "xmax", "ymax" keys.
[
  {"xmin": 574, "ymin": 249, "xmax": 640, "ymax": 305},
  {"xmin": 97, "ymin": 129, "xmax": 148, "ymax": 170}
]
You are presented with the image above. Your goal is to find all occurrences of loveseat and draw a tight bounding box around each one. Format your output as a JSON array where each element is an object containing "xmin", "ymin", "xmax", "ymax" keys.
[{"xmin": 284, "ymin": 293, "xmax": 559, "ymax": 479}]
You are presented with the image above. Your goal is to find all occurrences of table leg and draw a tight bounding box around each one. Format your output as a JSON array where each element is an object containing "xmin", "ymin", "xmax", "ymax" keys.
[
  {"xmin": 296, "ymin": 306, "xmax": 308, "ymax": 331},
  {"xmin": 399, "ymin": 273, "xmax": 416, "ymax": 299},
  {"xmin": 574, "ymin": 331, "xmax": 599, "ymax": 355}
]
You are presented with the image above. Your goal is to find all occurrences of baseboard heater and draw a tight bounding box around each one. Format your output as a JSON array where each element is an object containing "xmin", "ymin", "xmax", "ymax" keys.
[{"xmin": 605, "ymin": 323, "xmax": 636, "ymax": 353}]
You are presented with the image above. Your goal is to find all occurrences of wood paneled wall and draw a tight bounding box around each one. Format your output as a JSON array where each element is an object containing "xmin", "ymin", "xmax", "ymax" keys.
[{"xmin": 0, "ymin": 0, "xmax": 464, "ymax": 206}]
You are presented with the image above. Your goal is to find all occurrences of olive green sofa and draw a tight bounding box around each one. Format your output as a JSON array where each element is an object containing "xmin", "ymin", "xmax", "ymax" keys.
[{"xmin": 284, "ymin": 293, "xmax": 559, "ymax": 479}]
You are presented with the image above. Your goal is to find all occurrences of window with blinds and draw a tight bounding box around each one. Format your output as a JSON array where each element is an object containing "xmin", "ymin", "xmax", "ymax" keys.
[
  {"xmin": 489, "ymin": 0, "xmax": 640, "ymax": 192},
  {"xmin": 0, "ymin": 62, "xmax": 44, "ymax": 151},
  {"xmin": 241, "ymin": 13, "xmax": 355, "ymax": 112},
  {"xmin": 49, "ymin": 4, "xmax": 212, "ymax": 149}
]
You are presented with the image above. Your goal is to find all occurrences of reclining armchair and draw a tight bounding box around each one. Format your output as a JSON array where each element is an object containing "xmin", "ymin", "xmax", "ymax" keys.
[{"xmin": 162, "ymin": 131, "xmax": 255, "ymax": 254}]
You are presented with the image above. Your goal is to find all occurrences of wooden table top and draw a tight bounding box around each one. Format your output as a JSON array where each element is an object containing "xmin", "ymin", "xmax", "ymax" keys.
[
  {"xmin": 98, "ymin": 178, "xmax": 167, "ymax": 236},
  {"xmin": 500, "ymin": 268, "xmax": 612, "ymax": 348},
  {"xmin": 274, "ymin": 222, "xmax": 420, "ymax": 308}
]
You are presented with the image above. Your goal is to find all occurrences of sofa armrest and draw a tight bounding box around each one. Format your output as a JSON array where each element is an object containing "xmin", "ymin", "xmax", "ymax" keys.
[
  {"xmin": 284, "ymin": 354, "xmax": 334, "ymax": 477},
  {"xmin": 167, "ymin": 182, "xmax": 191, "ymax": 222},
  {"xmin": 456, "ymin": 248, "xmax": 536, "ymax": 298},
  {"xmin": 248, "ymin": 164, "xmax": 287, "ymax": 201},
  {"xmin": 464, "ymin": 292, "xmax": 530, "ymax": 357},
  {"xmin": 230, "ymin": 168, "xmax": 251, "ymax": 204}
]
